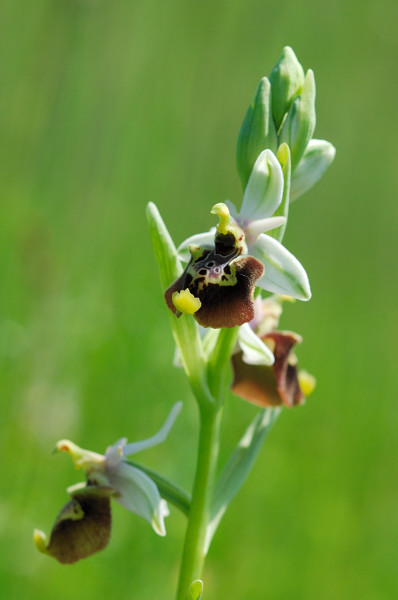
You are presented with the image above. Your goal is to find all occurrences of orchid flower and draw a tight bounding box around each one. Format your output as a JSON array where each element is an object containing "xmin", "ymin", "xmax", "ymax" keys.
[
  {"xmin": 179, "ymin": 149, "xmax": 311, "ymax": 302},
  {"xmin": 34, "ymin": 403, "xmax": 182, "ymax": 563},
  {"xmin": 165, "ymin": 148, "xmax": 311, "ymax": 330},
  {"xmin": 231, "ymin": 297, "xmax": 316, "ymax": 407}
]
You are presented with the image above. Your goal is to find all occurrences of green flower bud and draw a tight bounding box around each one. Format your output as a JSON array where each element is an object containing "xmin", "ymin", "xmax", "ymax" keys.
[
  {"xmin": 236, "ymin": 77, "xmax": 278, "ymax": 189},
  {"xmin": 186, "ymin": 580, "xmax": 204, "ymax": 600},
  {"xmin": 269, "ymin": 46, "xmax": 305, "ymax": 130},
  {"xmin": 279, "ymin": 69, "xmax": 316, "ymax": 171},
  {"xmin": 290, "ymin": 139, "xmax": 336, "ymax": 201}
]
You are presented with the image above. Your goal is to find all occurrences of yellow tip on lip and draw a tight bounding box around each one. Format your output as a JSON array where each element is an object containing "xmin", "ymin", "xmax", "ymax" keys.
[
  {"xmin": 33, "ymin": 529, "xmax": 50, "ymax": 555},
  {"xmin": 298, "ymin": 370, "xmax": 316, "ymax": 397},
  {"xmin": 172, "ymin": 289, "xmax": 201, "ymax": 315}
]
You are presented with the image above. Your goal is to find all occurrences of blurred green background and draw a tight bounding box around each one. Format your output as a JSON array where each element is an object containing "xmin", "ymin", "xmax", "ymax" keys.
[{"xmin": 1, "ymin": 0, "xmax": 397, "ymax": 599}]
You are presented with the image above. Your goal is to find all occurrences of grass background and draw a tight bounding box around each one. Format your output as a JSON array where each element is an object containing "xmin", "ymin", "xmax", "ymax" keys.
[{"xmin": 1, "ymin": 1, "xmax": 397, "ymax": 599}]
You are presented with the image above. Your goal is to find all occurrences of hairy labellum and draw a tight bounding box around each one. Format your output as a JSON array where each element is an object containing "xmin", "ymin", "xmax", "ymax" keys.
[
  {"xmin": 165, "ymin": 244, "xmax": 264, "ymax": 329},
  {"xmin": 232, "ymin": 331, "xmax": 305, "ymax": 407}
]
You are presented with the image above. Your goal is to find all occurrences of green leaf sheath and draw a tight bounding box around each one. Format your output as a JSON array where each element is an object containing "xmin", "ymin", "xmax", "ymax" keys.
[
  {"xmin": 205, "ymin": 407, "xmax": 281, "ymax": 550},
  {"xmin": 186, "ymin": 580, "xmax": 204, "ymax": 600}
]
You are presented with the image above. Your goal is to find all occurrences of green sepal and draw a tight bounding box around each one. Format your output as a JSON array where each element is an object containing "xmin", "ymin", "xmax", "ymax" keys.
[
  {"xmin": 279, "ymin": 69, "xmax": 316, "ymax": 171},
  {"xmin": 269, "ymin": 46, "xmax": 305, "ymax": 131},
  {"xmin": 186, "ymin": 580, "xmax": 204, "ymax": 600},
  {"xmin": 205, "ymin": 407, "xmax": 281, "ymax": 551},
  {"xmin": 268, "ymin": 143, "xmax": 291, "ymax": 242},
  {"xmin": 236, "ymin": 77, "xmax": 278, "ymax": 189}
]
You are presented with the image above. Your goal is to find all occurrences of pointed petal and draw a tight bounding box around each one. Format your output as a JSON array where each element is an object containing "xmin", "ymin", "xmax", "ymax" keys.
[
  {"xmin": 238, "ymin": 323, "xmax": 275, "ymax": 366},
  {"xmin": 108, "ymin": 462, "xmax": 169, "ymax": 536},
  {"xmin": 121, "ymin": 403, "xmax": 182, "ymax": 456},
  {"xmin": 177, "ymin": 230, "xmax": 215, "ymax": 262},
  {"xmin": 240, "ymin": 150, "xmax": 283, "ymax": 222},
  {"xmin": 252, "ymin": 234, "xmax": 311, "ymax": 300},
  {"xmin": 245, "ymin": 216, "xmax": 286, "ymax": 242}
]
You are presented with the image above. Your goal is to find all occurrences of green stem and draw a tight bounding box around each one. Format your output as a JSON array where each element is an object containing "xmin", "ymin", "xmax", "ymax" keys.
[
  {"xmin": 207, "ymin": 327, "xmax": 239, "ymax": 401},
  {"xmin": 176, "ymin": 403, "xmax": 222, "ymax": 600},
  {"xmin": 175, "ymin": 328, "xmax": 239, "ymax": 599}
]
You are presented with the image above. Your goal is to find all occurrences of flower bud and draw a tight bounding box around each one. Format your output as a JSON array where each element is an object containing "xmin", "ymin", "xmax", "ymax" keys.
[
  {"xmin": 269, "ymin": 46, "xmax": 305, "ymax": 130},
  {"xmin": 290, "ymin": 139, "xmax": 336, "ymax": 201},
  {"xmin": 186, "ymin": 580, "xmax": 204, "ymax": 600},
  {"xmin": 236, "ymin": 77, "xmax": 278, "ymax": 189},
  {"xmin": 279, "ymin": 69, "xmax": 316, "ymax": 171}
]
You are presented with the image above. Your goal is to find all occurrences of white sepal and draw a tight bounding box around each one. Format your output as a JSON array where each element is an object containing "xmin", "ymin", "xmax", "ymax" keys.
[
  {"xmin": 252, "ymin": 234, "xmax": 311, "ymax": 300},
  {"xmin": 107, "ymin": 462, "xmax": 169, "ymax": 536},
  {"xmin": 240, "ymin": 150, "xmax": 284, "ymax": 222},
  {"xmin": 245, "ymin": 216, "xmax": 286, "ymax": 243},
  {"xmin": 238, "ymin": 323, "xmax": 275, "ymax": 366}
]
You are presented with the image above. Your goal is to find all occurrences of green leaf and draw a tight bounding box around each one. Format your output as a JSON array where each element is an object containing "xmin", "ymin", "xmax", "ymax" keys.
[
  {"xmin": 205, "ymin": 407, "xmax": 281, "ymax": 551},
  {"xmin": 237, "ymin": 77, "xmax": 278, "ymax": 189},
  {"xmin": 186, "ymin": 580, "xmax": 204, "ymax": 600},
  {"xmin": 146, "ymin": 202, "xmax": 183, "ymax": 288},
  {"xmin": 146, "ymin": 202, "xmax": 212, "ymax": 407}
]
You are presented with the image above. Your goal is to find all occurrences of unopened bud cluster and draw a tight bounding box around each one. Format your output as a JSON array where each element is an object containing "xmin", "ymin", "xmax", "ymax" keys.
[{"xmin": 237, "ymin": 46, "xmax": 335, "ymax": 199}]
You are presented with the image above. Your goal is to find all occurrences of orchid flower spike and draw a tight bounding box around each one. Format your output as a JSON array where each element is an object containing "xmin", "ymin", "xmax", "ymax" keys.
[{"xmin": 34, "ymin": 403, "xmax": 182, "ymax": 564}]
